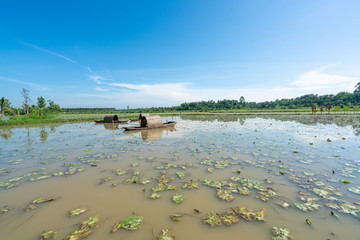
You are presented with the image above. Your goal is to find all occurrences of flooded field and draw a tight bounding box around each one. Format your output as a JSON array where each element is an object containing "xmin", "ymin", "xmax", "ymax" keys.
[{"xmin": 1, "ymin": 115, "xmax": 360, "ymax": 240}]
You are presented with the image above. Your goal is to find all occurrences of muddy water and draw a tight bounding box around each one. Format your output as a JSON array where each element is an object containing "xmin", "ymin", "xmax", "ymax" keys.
[{"xmin": 1, "ymin": 115, "xmax": 360, "ymax": 240}]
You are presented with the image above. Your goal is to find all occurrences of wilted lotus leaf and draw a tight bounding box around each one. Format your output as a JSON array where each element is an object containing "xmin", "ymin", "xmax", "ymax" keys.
[
  {"xmin": 157, "ymin": 229, "xmax": 175, "ymax": 240},
  {"xmin": 172, "ymin": 194, "xmax": 185, "ymax": 204},
  {"xmin": 29, "ymin": 175, "xmax": 50, "ymax": 182},
  {"xmin": 166, "ymin": 185, "xmax": 178, "ymax": 191},
  {"xmin": 176, "ymin": 172, "xmax": 186, "ymax": 180},
  {"xmin": 152, "ymin": 183, "xmax": 167, "ymax": 192},
  {"xmin": 202, "ymin": 212, "xmax": 222, "ymax": 227},
  {"xmin": 148, "ymin": 192, "xmax": 161, "ymax": 199},
  {"xmin": 253, "ymin": 208, "xmax": 266, "ymax": 221},
  {"xmin": 115, "ymin": 169, "xmax": 127, "ymax": 176},
  {"xmin": 182, "ymin": 181, "xmax": 199, "ymax": 189},
  {"xmin": 271, "ymin": 226, "xmax": 294, "ymax": 240},
  {"xmin": 278, "ymin": 202, "xmax": 290, "ymax": 208},
  {"xmin": 220, "ymin": 213, "xmax": 239, "ymax": 226},
  {"xmin": 239, "ymin": 178, "xmax": 263, "ymax": 189},
  {"xmin": 201, "ymin": 159, "xmax": 213, "ymax": 166},
  {"xmin": 312, "ymin": 188, "xmax": 330, "ymax": 198},
  {"xmin": 214, "ymin": 160, "xmax": 230, "ymax": 169},
  {"xmin": 99, "ymin": 177, "xmax": 112, "ymax": 184},
  {"xmin": 207, "ymin": 168, "xmax": 214, "ymax": 173},
  {"xmin": 124, "ymin": 176, "xmax": 138, "ymax": 184},
  {"xmin": 234, "ymin": 207, "xmax": 253, "ymax": 221},
  {"xmin": 349, "ymin": 186, "xmax": 360, "ymax": 194},
  {"xmin": 237, "ymin": 187, "xmax": 250, "ymax": 195},
  {"xmin": 216, "ymin": 189, "xmax": 235, "ymax": 202},
  {"xmin": 118, "ymin": 215, "xmax": 144, "ymax": 230},
  {"xmin": 170, "ymin": 214, "xmax": 183, "ymax": 222},
  {"xmin": 229, "ymin": 176, "xmax": 242, "ymax": 182},
  {"xmin": 70, "ymin": 207, "xmax": 88, "ymax": 217},
  {"xmin": 66, "ymin": 215, "xmax": 99, "ymax": 240},
  {"xmin": 140, "ymin": 179, "xmax": 151, "ymax": 185},
  {"xmin": 32, "ymin": 197, "xmax": 46, "ymax": 204},
  {"xmin": 82, "ymin": 215, "xmax": 100, "ymax": 228},
  {"xmin": 203, "ymin": 179, "xmax": 222, "ymax": 188},
  {"xmin": 40, "ymin": 230, "xmax": 59, "ymax": 239}
]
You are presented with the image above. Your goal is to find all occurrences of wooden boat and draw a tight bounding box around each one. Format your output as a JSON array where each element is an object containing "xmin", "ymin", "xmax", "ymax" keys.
[
  {"xmin": 123, "ymin": 121, "xmax": 176, "ymax": 131},
  {"xmin": 94, "ymin": 114, "xmax": 128, "ymax": 124}
]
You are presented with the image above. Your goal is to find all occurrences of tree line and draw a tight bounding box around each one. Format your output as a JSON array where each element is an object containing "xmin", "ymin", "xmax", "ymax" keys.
[{"xmin": 1, "ymin": 88, "xmax": 61, "ymax": 117}]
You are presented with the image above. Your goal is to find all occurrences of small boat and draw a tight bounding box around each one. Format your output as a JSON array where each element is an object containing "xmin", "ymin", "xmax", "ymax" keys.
[
  {"xmin": 123, "ymin": 121, "xmax": 176, "ymax": 131},
  {"xmin": 94, "ymin": 115, "xmax": 128, "ymax": 124}
]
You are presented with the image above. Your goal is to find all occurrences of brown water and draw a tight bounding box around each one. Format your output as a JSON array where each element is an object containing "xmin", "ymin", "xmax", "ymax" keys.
[{"xmin": 1, "ymin": 115, "xmax": 360, "ymax": 240}]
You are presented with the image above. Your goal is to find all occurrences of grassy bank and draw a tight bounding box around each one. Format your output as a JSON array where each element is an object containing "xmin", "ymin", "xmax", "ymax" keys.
[{"xmin": 2, "ymin": 109, "xmax": 358, "ymax": 127}]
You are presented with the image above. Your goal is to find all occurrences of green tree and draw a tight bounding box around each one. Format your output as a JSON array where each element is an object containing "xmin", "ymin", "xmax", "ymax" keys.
[
  {"xmin": 37, "ymin": 96, "xmax": 46, "ymax": 115},
  {"xmin": 0, "ymin": 97, "xmax": 9, "ymax": 117}
]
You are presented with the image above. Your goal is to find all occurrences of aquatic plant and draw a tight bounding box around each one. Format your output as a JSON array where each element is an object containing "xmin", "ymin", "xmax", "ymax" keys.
[
  {"xmin": 202, "ymin": 212, "xmax": 222, "ymax": 227},
  {"xmin": 157, "ymin": 229, "xmax": 175, "ymax": 240}
]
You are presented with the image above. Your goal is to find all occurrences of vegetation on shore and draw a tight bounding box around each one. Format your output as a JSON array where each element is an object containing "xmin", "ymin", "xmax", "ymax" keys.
[{"xmin": 1, "ymin": 84, "xmax": 360, "ymax": 126}]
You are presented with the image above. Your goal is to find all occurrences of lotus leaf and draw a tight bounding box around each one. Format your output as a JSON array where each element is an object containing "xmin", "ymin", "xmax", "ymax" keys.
[
  {"xmin": 348, "ymin": 186, "xmax": 360, "ymax": 194},
  {"xmin": 253, "ymin": 208, "xmax": 266, "ymax": 221},
  {"xmin": 237, "ymin": 187, "xmax": 250, "ymax": 195},
  {"xmin": 157, "ymin": 229, "xmax": 175, "ymax": 240},
  {"xmin": 271, "ymin": 226, "xmax": 294, "ymax": 240},
  {"xmin": 119, "ymin": 215, "xmax": 144, "ymax": 230},
  {"xmin": 234, "ymin": 207, "xmax": 253, "ymax": 221},
  {"xmin": 115, "ymin": 169, "xmax": 127, "ymax": 176},
  {"xmin": 202, "ymin": 212, "xmax": 222, "ymax": 227},
  {"xmin": 40, "ymin": 230, "xmax": 59, "ymax": 239},
  {"xmin": 182, "ymin": 181, "xmax": 199, "ymax": 189},
  {"xmin": 82, "ymin": 215, "xmax": 100, "ymax": 227},
  {"xmin": 152, "ymin": 184, "xmax": 167, "ymax": 192},
  {"xmin": 70, "ymin": 207, "xmax": 87, "ymax": 217},
  {"xmin": 29, "ymin": 175, "xmax": 50, "ymax": 181},
  {"xmin": 0, "ymin": 209, "xmax": 9, "ymax": 214},
  {"xmin": 172, "ymin": 194, "xmax": 185, "ymax": 204},
  {"xmin": 203, "ymin": 179, "xmax": 222, "ymax": 188},
  {"xmin": 176, "ymin": 172, "xmax": 186, "ymax": 180},
  {"xmin": 170, "ymin": 214, "xmax": 183, "ymax": 222},
  {"xmin": 66, "ymin": 228, "xmax": 93, "ymax": 240},
  {"xmin": 216, "ymin": 189, "xmax": 235, "ymax": 202},
  {"xmin": 140, "ymin": 179, "xmax": 151, "ymax": 185},
  {"xmin": 239, "ymin": 178, "xmax": 263, "ymax": 189},
  {"xmin": 148, "ymin": 193, "xmax": 162, "ymax": 199},
  {"xmin": 125, "ymin": 176, "xmax": 138, "ymax": 184},
  {"xmin": 207, "ymin": 168, "xmax": 214, "ymax": 173},
  {"xmin": 220, "ymin": 214, "xmax": 239, "ymax": 226}
]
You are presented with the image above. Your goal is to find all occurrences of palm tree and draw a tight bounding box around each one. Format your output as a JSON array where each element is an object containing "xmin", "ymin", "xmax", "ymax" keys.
[
  {"xmin": 0, "ymin": 97, "xmax": 9, "ymax": 117},
  {"xmin": 355, "ymin": 82, "xmax": 360, "ymax": 94}
]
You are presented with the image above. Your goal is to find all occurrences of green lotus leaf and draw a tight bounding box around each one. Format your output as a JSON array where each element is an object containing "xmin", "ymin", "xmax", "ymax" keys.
[
  {"xmin": 157, "ymin": 229, "xmax": 175, "ymax": 240},
  {"xmin": 70, "ymin": 207, "xmax": 87, "ymax": 217},
  {"xmin": 119, "ymin": 215, "xmax": 144, "ymax": 230},
  {"xmin": 202, "ymin": 212, "xmax": 222, "ymax": 227},
  {"xmin": 172, "ymin": 194, "xmax": 185, "ymax": 204}
]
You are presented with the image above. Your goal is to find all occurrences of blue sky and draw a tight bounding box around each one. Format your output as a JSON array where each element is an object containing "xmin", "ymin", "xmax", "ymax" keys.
[{"xmin": 1, "ymin": 0, "xmax": 359, "ymax": 108}]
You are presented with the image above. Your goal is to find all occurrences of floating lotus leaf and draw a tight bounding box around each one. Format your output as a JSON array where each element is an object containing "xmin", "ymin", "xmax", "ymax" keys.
[
  {"xmin": 253, "ymin": 208, "xmax": 266, "ymax": 221},
  {"xmin": 140, "ymin": 179, "xmax": 151, "ymax": 185},
  {"xmin": 234, "ymin": 207, "xmax": 253, "ymax": 221},
  {"xmin": 202, "ymin": 212, "xmax": 222, "ymax": 227},
  {"xmin": 203, "ymin": 179, "xmax": 222, "ymax": 188},
  {"xmin": 40, "ymin": 230, "xmax": 59, "ymax": 239},
  {"xmin": 239, "ymin": 178, "xmax": 263, "ymax": 189},
  {"xmin": 0, "ymin": 208, "xmax": 9, "ymax": 214},
  {"xmin": 176, "ymin": 172, "xmax": 186, "ymax": 180},
  {"xmin": 220, "ymin": 214, "xmax": 239, "ymax": 225},
  {"xmin": 271, "ymin": 226, "xmax": 294, "ymax": 240},
  {"xmin": 70, "ymin": 207, "xmax": 87, "ymax": 217},
  {"xmin": 100, "ymin": 177, "xmax": 112, "ymax": 184},
  {"xmin": 207, "ymin": 168, "xmax": 214, "ymax": 173},
  {"xmin": 133, "ymin": 171, "xmax": 143, "ymax": 176},
  {"xmin": 82, "ymin": 215, "xmax": 100, "ymax": 227},
  {"xmin": 339, "ymin": 203, "xmax": 360, "ymax": 216},
  {"xmin": 348, "ymin": 186, "xmax": 360, "ymax": 194},
  {"xmin": 148, "ymin": 193, "xmax": 161, "ymax": 199},
  {"xmin": 29, "ymin": 175, "xmax": 50, "ymax": 182},
  {"xmin": 119, "ymin": 215, "xmax": 144, "ymax": 230},
  {"xmin": 182, "ymin": 181, "xmax": 199, "ymax": 189},
  {"xmin": 124, "ymin": 176, "xmax": 138, "ymax": 184},
  {"xmin": 115, "ymin": 169, "xmax": 127, "ymax": 176},
  {"xmin": 170, "ymin": 214, "xmax": 183, "ymax": 222},
  {"xmin": 172, "ymin": 194, "xmax": 185, "ymax": 204},
  {"xmin": 157, "ymin": 229, "xmax": 175, "ymax": 240},
  {"xmin": 152, "ymin": 183, "xmax": 167, "ymax": 192},
  {"xmin": 32, "ymin": 197, "xmax": 46, "ymax": 204},
  {"xmin": 216, "ymin": 189, "xmax": 235, "ymax": 202}
]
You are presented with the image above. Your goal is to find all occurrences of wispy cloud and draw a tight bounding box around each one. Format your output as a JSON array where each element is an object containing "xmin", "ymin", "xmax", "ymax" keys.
[
  {"xmin": 0, "ymin": 76, "xmax": 50, "ymax": 91},
  {"xmin": 18, "ymin": 41, "xmax": 77, "ymax": 64}
]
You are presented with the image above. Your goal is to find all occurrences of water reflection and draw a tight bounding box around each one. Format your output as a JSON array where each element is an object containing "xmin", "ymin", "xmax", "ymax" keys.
[
  {"xmin": 124, "ymin": 127, "xmax": 176, "ymax": 141},
  {"xmin": 0, "ymin": 129, "xmax": 12, "ymax": 140},
  {"xmin": 40, "ymin": 127, "xmax": 48, "ymax": 142}
]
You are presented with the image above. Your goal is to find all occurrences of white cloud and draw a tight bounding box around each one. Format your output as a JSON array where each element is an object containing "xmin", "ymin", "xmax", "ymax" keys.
[
  {"xmin": 0, "ymin": 76, "xmax": 50, "ymax": 91},
  {"xmin": 95, "ymin": 87, "xmax": 109, "ymax": 92},
  {"xmin": 292, "ymin": 66, "xmax": 358, "ymax": 92}
]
